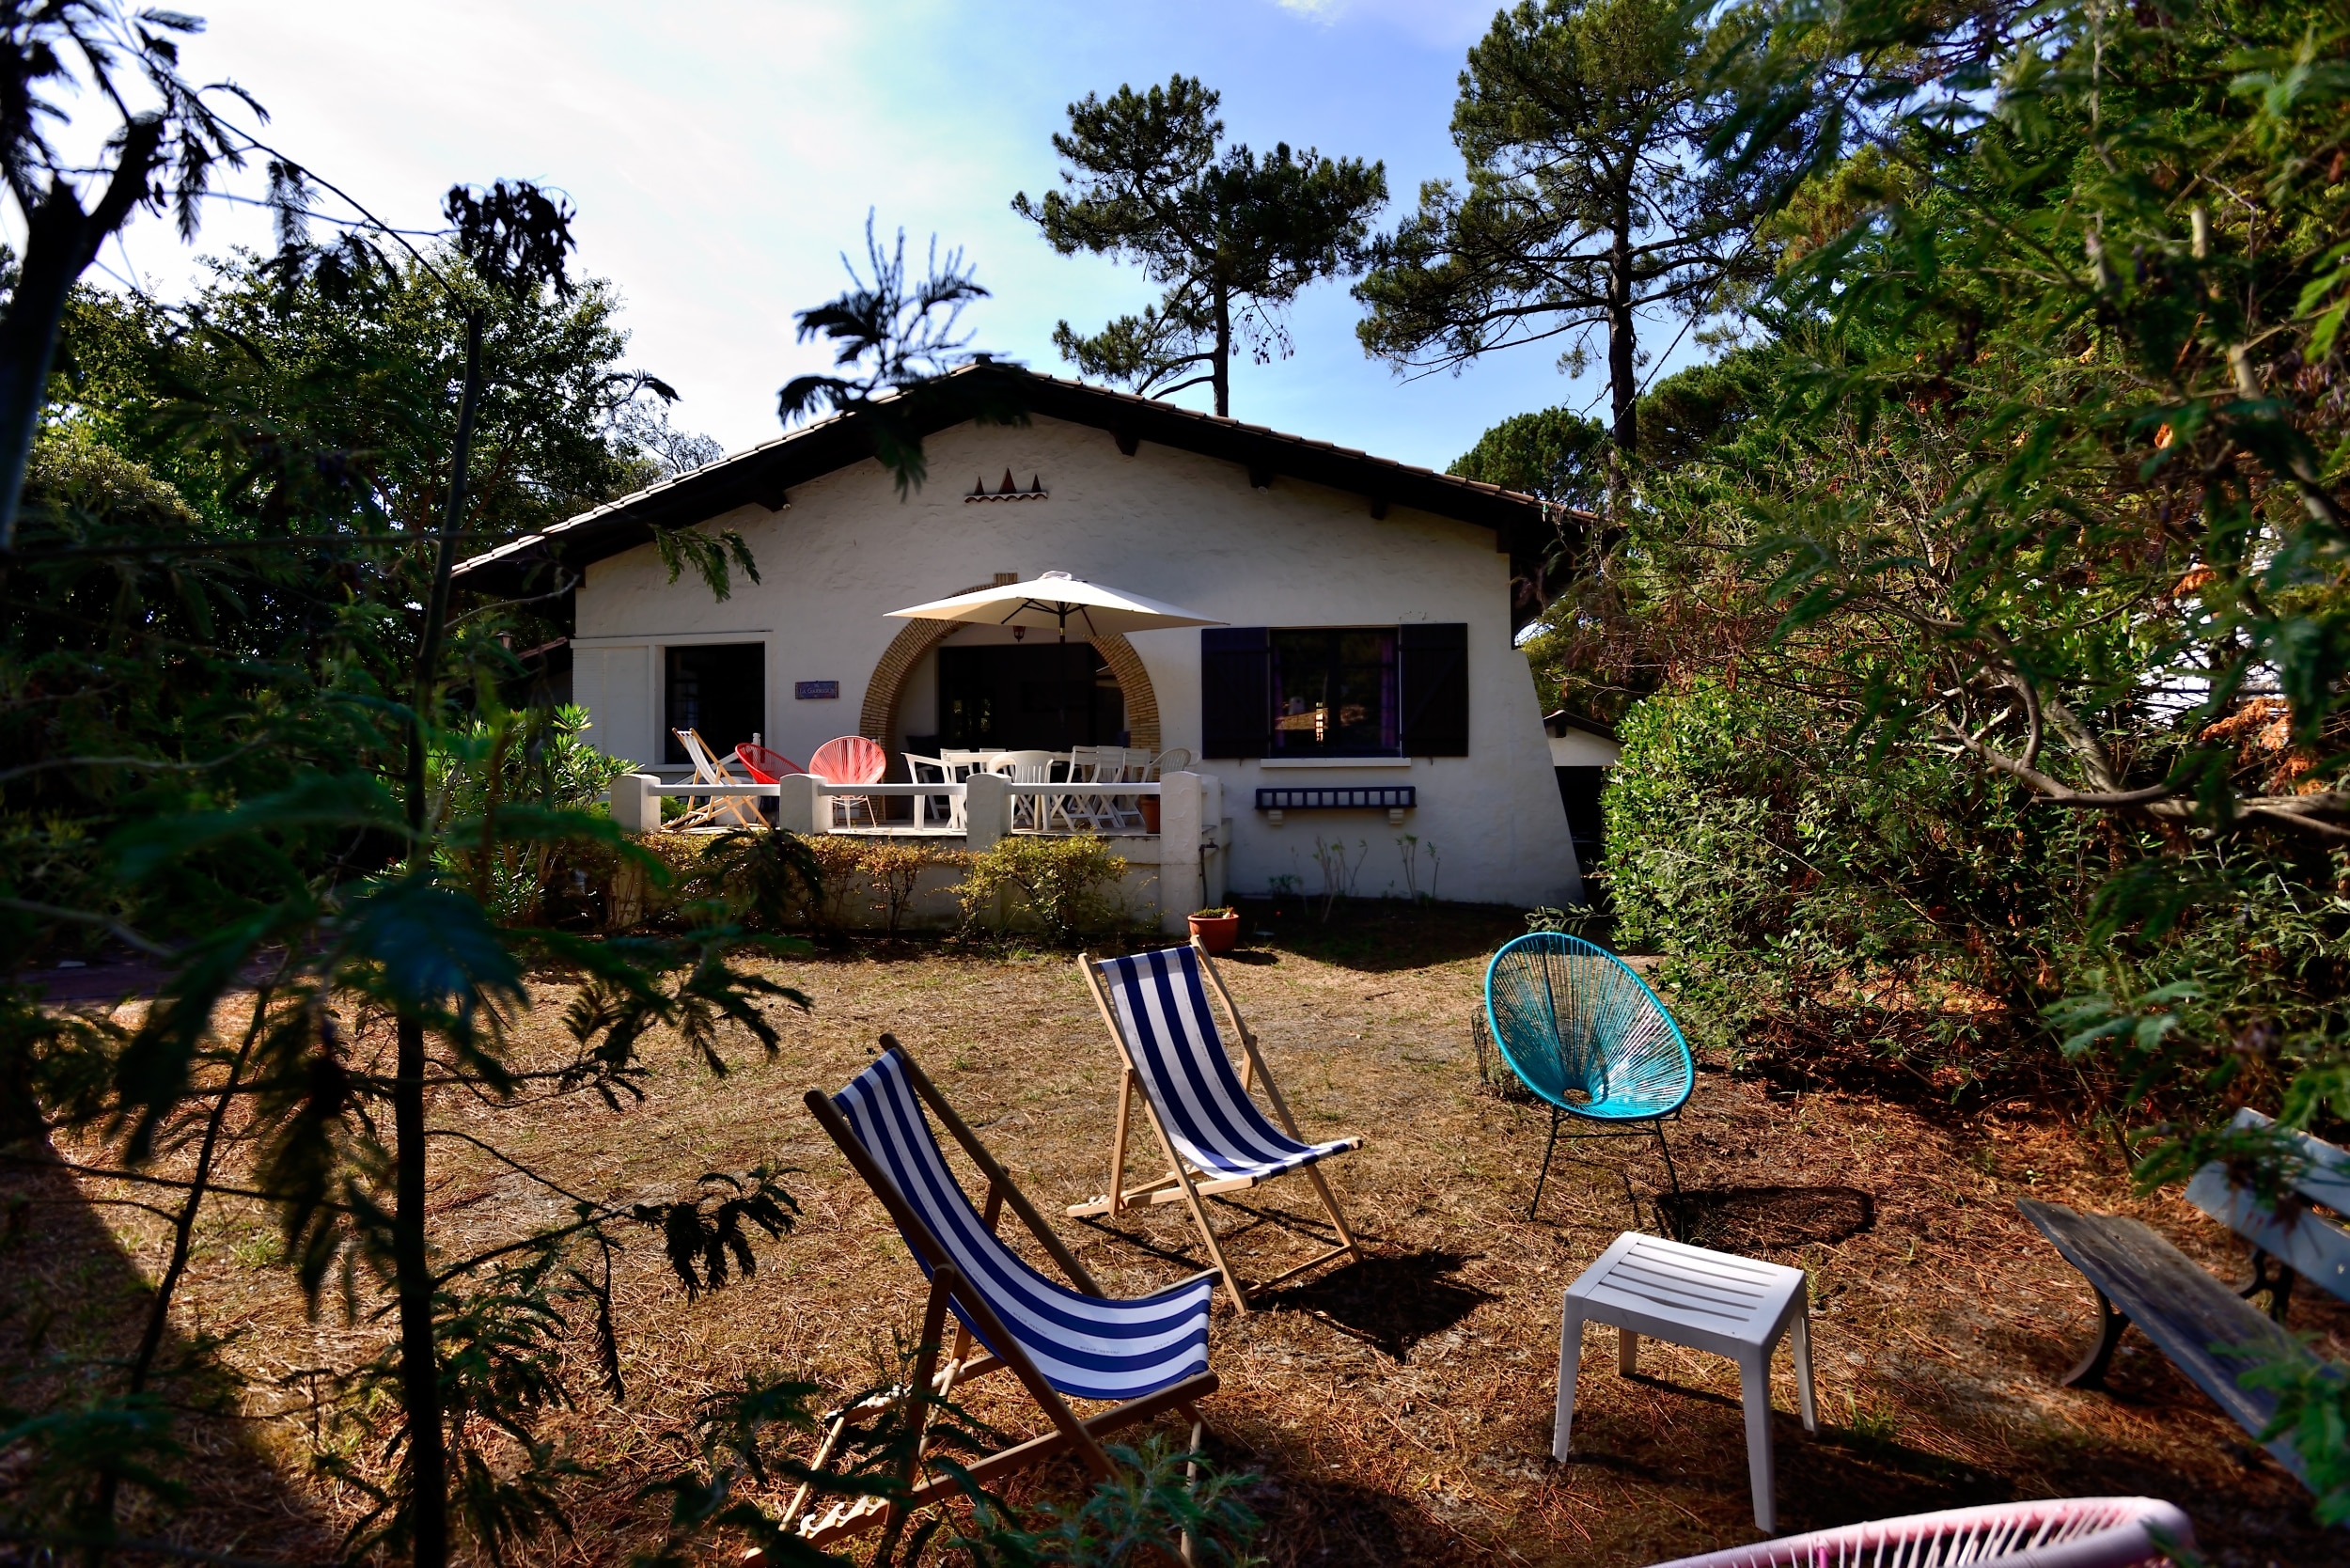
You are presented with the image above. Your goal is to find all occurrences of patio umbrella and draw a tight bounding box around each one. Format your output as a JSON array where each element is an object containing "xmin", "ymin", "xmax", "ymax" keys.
[{"xmin": 885, "ymin": 570, "xmax": 1224, "ymax": 642}]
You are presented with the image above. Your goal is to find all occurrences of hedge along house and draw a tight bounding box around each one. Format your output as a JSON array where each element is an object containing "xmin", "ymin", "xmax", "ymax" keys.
[{"xmin": 452, "ymin": 367, "xmax": 1590, "ymax": 913}]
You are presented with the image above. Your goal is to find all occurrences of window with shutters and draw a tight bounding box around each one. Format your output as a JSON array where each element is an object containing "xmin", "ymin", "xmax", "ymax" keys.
[{"xmin": 1199, "ymin": 624, "xmax": 1468, "ymax": 759}]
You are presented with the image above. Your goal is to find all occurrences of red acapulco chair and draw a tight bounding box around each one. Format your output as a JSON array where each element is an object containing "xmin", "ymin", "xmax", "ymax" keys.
[{"xmin": 734, "ymin": 743, "xmax": 805, "ymax": 785}]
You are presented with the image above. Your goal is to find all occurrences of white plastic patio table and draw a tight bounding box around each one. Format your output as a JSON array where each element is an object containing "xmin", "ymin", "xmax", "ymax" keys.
[{"xmin": 1554, "ymin": 1231, "xmax": 1817, "ymax": 1532}]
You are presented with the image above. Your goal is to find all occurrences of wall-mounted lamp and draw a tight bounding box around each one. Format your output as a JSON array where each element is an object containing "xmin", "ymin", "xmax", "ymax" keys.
[{"xmin": 1011, "ymin": 625, "xmax": 1026, "ymax": 640}]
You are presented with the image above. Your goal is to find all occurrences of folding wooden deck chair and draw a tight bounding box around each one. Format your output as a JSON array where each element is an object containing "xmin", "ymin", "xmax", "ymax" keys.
[
  {"xmin": 794, "ymin": 1038, "xmax": 1218, "ymax": 1549},
  {"xmin": 667, "ymin": 728, "xmax": 763, "ymax": 829},
  {"xmin": 1072, "ymin": 941, "xmax": 1365, "ymax": 1311}
]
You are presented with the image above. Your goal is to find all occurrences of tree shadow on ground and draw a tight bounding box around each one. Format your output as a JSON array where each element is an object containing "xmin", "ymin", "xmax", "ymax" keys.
[
  {"xmin": 1232, "ymin": 898, "xmax": 1528, "ymax": 974},
  {"xmin": 1719, "ymin": 1011, "xmax": 2072, "ymax": 1117},
  {"xmin": 1258, "ymin": 1251, "xmax": 1496, "ymax": 1361},
  {"xmin": 1653, "ymin": 1184, "xmax": 1877, "ymax": 1251},
  {"xmin": 0, "ymin": 1147, "xmax": 335, "ymax": 1564},
  {"xmin": 1074, "ymin": 1194, "xmax": 1392, "ymax": 1285},
  {"xmin": 1243, "ymin": 1472, "xmax": 1437, "ymax": 1565}
]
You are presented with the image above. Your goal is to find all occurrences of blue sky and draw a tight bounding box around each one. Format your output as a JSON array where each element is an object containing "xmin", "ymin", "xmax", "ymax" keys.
[{"xmin": 103, "ymin": 0, "xmax": 1684, "ymax": 475}]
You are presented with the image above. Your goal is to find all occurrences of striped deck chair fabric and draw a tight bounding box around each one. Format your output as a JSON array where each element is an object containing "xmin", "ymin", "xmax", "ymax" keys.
[
  {"xmin": 831, "ymin": 1049, "xmax": 1213, "ymax": 1402},
  {"xmin": 1079, "ymin": 943, "xmax": 1364, "ymax": 1309},
  {"xmin": 1097, "ymin": 946, "xmax": 1356, "ymax": 1184}
]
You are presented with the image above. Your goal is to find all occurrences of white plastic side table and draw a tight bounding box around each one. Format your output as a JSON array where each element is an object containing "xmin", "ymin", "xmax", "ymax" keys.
[{"xmin": 1555, "ymin": 1231, "xmax": 1818, "ymax": 1532}]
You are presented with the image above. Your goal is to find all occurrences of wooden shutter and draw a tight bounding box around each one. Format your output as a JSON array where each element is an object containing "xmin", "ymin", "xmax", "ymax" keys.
[
  {"xmin": 1199, "ymin": 627, "xmax": 1270, "ymax": 758},
  {"xmin": 1399, "ymin": 623, "xmax": 1469, "ymax": 756}
]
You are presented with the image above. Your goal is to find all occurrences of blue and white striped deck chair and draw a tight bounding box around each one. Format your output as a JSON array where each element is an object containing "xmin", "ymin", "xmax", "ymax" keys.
[
  {"xmin": 1073, "ymin": 941, "xmax": 1364, "ymax": 1310},
  {"xmin": 796, "ymin": 1039, "xmax": 1218, "ymax": 1547}
]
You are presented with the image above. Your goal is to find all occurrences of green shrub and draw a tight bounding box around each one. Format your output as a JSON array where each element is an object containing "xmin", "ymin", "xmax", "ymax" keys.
[
  {"xmin": 957, "ymin": 835, "xmax": 1131, "ymax": 945},
  {"xmin": 429, "ymin": 703, "xmax": 635, "ymax": 924},
  {"xmin": 1605, "ymin": 682, "xmax": 2106, "ymax": 1080}
]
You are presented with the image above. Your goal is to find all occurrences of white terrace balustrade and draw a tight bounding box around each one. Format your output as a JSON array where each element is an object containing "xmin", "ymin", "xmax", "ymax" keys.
[{"xmin": 607, "ymin": 769, "xmax": 1230, "ymax": 935}]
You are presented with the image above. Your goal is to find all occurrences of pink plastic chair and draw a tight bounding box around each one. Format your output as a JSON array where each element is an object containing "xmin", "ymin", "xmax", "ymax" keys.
[
  {"xmin": 734, "ymin": 743, "xmax": 804, "ymax": 785},
  {"xmin": 1642, "ymin": 1497, "xmax": 2191, "ymax": 1568},
  {"xmin": 807, "ymin": 735, "xmax": 887, "ymax": 828}
]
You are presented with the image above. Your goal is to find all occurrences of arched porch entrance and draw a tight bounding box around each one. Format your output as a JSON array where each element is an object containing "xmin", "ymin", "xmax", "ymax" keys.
[{"xmin": 858, "ymin": 587, "xmax": 1162, "ymax": 762}]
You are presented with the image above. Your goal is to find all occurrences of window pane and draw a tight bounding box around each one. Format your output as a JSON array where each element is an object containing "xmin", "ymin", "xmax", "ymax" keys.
[{"xmin": 1268, "ymin": 629, "xmax": 1397, "ymax": 756}]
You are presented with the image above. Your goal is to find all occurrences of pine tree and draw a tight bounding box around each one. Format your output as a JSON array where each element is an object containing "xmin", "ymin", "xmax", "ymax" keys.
[
  {"xmin": 1013, "ymin": 75, "xmax": 1386, "ymax": 417},
  {"xmin": 1355, "ymin": 0, "xmax": 1780, "ymax": 516}
]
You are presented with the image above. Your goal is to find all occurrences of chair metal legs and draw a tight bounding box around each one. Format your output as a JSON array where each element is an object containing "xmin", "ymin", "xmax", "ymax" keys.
[
  {"xmin": 1528, "ymin": 1108, "xmax": 1682, "ymax": 1229},
  {"xmin": 1530, "ymin": 1107, "xmax": 1564, "ymax": 1219},
  {"xmin": 1652, "ymin": 1117, "xmax": 1683, "ymax": 1197}
]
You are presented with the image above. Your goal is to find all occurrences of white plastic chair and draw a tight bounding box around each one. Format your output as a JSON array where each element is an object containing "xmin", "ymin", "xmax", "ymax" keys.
[
  {"xmin": 1093, "ymin": 745, "xmax": 1149, "ymax": 832},
  {"xmin": 902, "ymin": 753, "xmax": 966, "ymax": 831},
  {"xmin": 1640, "ymin": 1496, "xmax": 2192, "ymax": 1568},
  {"xmin": 1059, "ymin": 745, "xmax": 1120, "ymax": 834},
  {"xmin": 986, "ymin": 749, "xmax": 1059, "ymax": 831}
]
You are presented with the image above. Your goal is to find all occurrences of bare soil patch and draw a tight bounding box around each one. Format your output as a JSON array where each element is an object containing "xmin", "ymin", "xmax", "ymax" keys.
[{"xmin": 10, "ymin": 901, "xmax": 2342, "ymax": 1565}]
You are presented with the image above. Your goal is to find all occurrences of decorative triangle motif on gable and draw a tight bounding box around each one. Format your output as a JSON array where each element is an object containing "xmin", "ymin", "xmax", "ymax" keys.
[{"xmin": 964, "ymin": 470, "xmax": 1049, "ymax": 503}]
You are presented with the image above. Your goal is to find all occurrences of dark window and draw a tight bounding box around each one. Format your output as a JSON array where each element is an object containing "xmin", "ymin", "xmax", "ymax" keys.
[
  {"xmin": 664, "ymin": 643, "xmax": 765, "ymax": 764},
  {"xmin": 1398, "ymin": 622, "xmax": 1469, "ymax": 755},
  {"xmin": 938, "ymin": 642, "xmax": 1120, "ymax": 751},
  {"xmin": 1269, "ymin": 629, "xmax": 1398, "ymax": 757}
]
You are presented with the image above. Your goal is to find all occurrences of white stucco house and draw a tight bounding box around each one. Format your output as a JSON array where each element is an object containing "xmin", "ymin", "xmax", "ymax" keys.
[{"xmin": 453, "ymin": 368, "xmax": 1589, "ymax": 912}]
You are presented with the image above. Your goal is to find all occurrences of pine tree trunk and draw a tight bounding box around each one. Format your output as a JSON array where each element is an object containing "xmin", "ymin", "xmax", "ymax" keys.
[
  {"xmin": 0, "ymin": 125, "xmax": 164, "ymax": 556},
  {"xmin": 1605, "ymin": 213, "xmax": 1638, "ymax": 526},
  {"xmin": 394, "ymin": 306, "xmax": 485, "ymax": 1568},
  {"xmin": 1213, "ymin": 287, "xmax": 1232, "ymax": 418},
  {"xmin": 392, "ymin": 1013, "xmax": 444, "ymax": 1568}
]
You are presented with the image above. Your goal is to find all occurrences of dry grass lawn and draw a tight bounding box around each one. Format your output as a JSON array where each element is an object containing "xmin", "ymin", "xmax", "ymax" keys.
[{"xmin": 9, "ymin": 901, "xmax": 2342, "ymax": 1566}]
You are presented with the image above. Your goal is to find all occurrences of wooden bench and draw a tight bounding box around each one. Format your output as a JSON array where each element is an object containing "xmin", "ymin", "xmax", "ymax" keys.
[{"xmin": 2018, "ymin": 1111, "xmax": 2350, "ymax": 1484}]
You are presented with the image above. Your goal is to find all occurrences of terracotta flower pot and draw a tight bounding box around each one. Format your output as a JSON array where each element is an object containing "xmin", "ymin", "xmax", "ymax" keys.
[
  {"xmin": 1140, "ymin": 796, "xmax": 1161, "ymax": 834},
  {"xmin": 1188, "ymin": 911, "xmax": 1241, "ymax": 954}
]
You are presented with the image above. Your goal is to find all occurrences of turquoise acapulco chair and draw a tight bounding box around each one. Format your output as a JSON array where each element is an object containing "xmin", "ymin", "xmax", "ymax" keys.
[{"xmin": 1484, "ymin": 933, "xmax": 1696, "ymax": 1222}]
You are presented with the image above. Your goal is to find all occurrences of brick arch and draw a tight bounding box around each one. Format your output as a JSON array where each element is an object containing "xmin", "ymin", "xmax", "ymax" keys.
[{"xmin": 858, "ymin": 592, "xmax": 1164, "ymax": 760}]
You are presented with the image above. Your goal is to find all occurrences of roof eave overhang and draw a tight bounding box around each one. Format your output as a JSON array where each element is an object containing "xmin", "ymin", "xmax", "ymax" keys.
[{"xmin": 451, "ymin": 367, "xmax": 1582, "ymax": 599}]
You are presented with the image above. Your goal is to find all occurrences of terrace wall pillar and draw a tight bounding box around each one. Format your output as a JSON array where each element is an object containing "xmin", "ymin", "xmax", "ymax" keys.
[
  {"xmin": 1159, "ymin": 771, "xmax": 1204, "ymax": 934},
  {"xmin": 964, "ymin": 772, "xmax": 1010, "ymax": 855},
  {"xmin": 776, "ymin": 773, "xmax": 820, "ymax": 836},
  {"xmin": 610, "ymin": 773, "xmax": 661, "ymax": 835}
]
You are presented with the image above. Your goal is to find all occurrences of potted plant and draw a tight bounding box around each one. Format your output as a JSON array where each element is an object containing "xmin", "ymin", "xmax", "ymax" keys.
[{"xmin": 1188, "ymin": 905, "xmax": 1241, "ymax": 954}]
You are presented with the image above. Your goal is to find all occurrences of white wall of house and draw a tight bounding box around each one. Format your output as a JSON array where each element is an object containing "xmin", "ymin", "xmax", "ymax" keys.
[
  {"xmin": 568, "ymin": 414, "xmax": 1583, "ymax": 909},
  {"xmin": 1548, "ymin": 729, "xmax": 1622, "ymax": 768}
]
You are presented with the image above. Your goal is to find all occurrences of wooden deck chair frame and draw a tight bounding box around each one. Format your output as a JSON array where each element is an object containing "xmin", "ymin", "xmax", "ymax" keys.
[
  {"xmin": 1071, "ymin": 939, "xmax": 1364, "ymax": 1312},
  {"xmin": 666, "ymin": 728, "xmax": 763, "ymax": 830},
  {"xmin": 791, "ymin": 1037, "xmax": 1216, "ymax": 1550}
]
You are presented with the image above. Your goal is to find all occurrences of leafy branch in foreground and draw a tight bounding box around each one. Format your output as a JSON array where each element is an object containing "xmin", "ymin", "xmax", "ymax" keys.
[{"xmin": 778, "ymin": 212, "xmax": 1027, "ymax": 494}]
